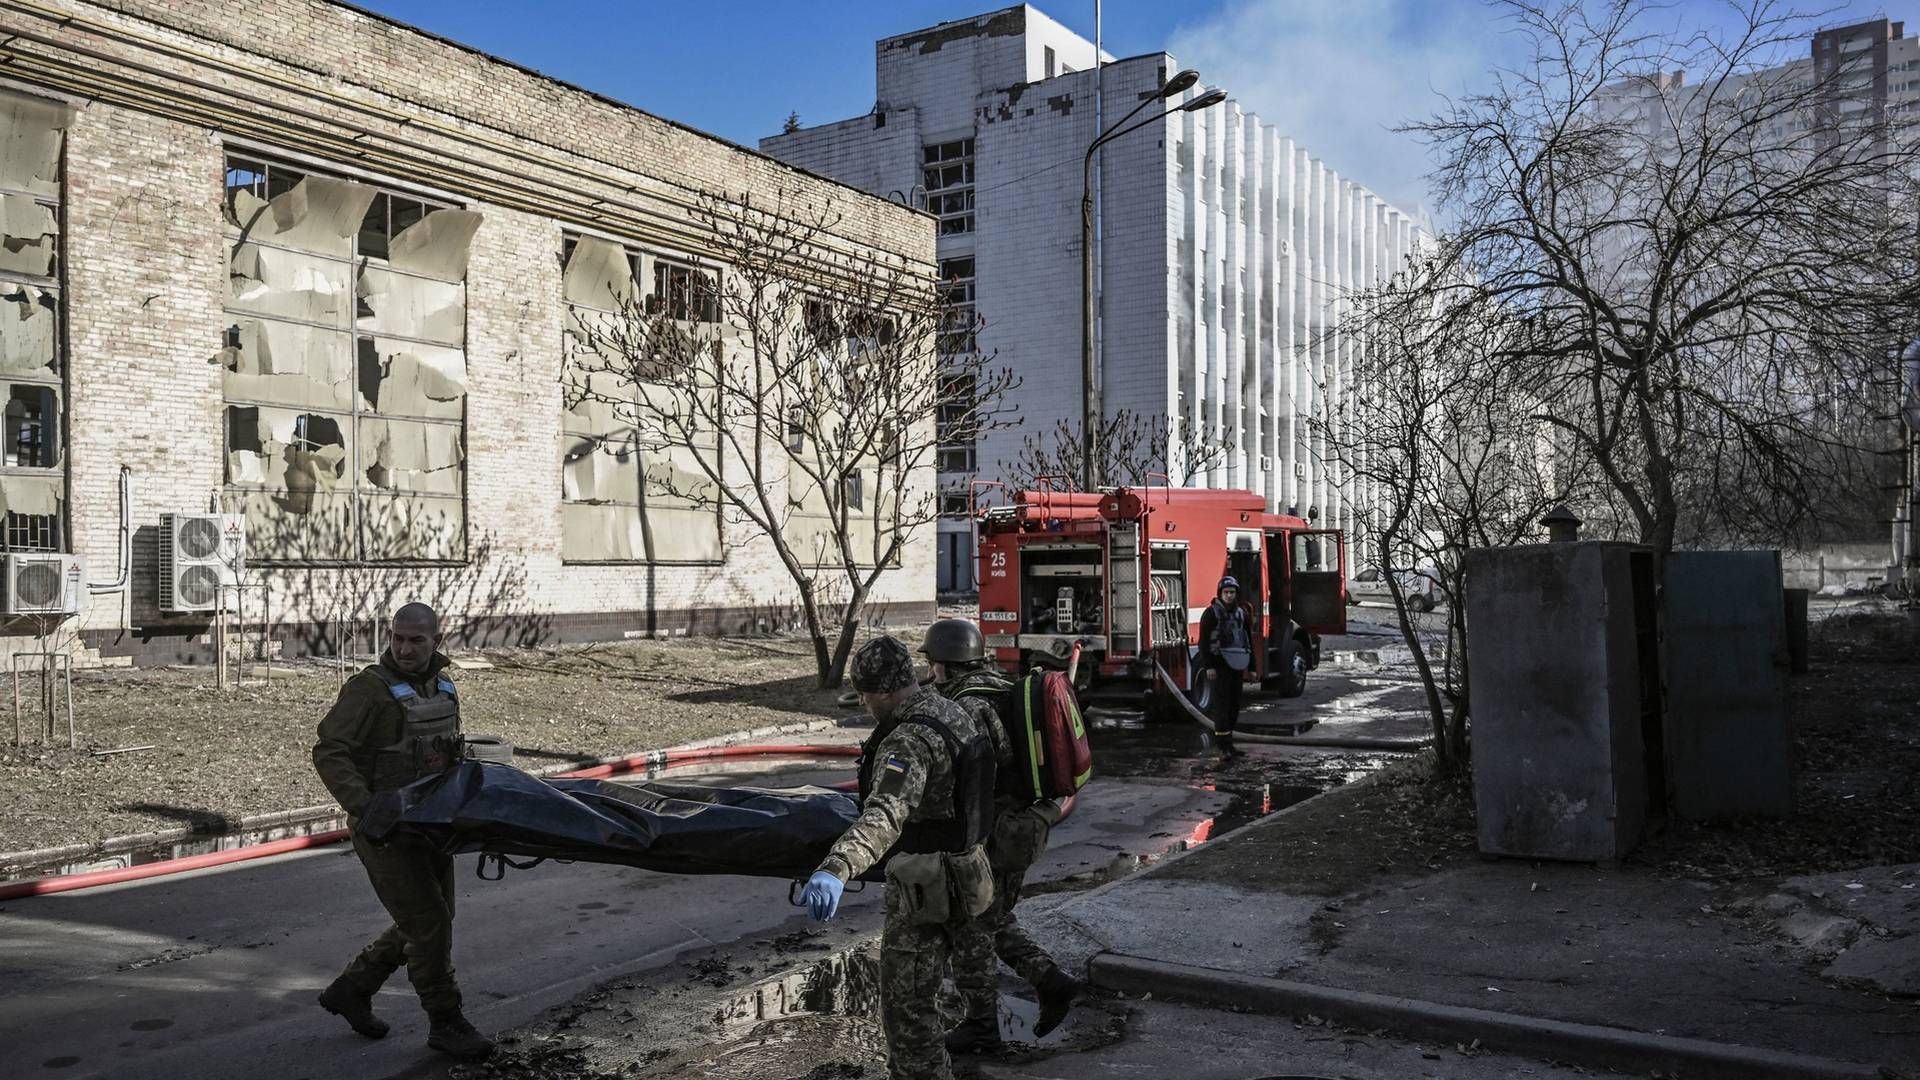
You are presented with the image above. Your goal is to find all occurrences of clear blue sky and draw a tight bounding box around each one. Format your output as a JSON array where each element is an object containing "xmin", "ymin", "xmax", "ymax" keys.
[
  {"xmin": 353, "ymin": 2, "xmax": 1205, "ymax": 145},
  {"xmin": 354, "ymin": 0, "xmax": 1908, "ymax": 212}
]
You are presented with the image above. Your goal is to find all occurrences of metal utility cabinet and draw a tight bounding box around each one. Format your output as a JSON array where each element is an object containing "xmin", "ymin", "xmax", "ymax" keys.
[{"xmin": 1466, "ymin": 542, "xmax": 1661, "ymax": 862}]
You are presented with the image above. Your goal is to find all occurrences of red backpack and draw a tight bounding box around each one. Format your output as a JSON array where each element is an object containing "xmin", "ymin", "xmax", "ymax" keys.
[{"xmin": 1000, "ymin": 669, "xmax": 1093, "ymax": 801}]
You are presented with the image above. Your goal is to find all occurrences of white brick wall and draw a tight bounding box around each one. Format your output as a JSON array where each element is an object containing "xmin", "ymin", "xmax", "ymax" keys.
[{"xmin": 14, "ymin": 0, "xmax": 938, "ymax": 661}]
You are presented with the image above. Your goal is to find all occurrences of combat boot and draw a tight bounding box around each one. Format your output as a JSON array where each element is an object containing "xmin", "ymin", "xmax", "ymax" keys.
[
  {"xmin": 426, "ymin": 1013, "xmax": 494, "ymax": 1061},
  {"xmin": 1032, "ymin": 967, "xmax": 1083, "ymax": 1038},
  {"xmin": 944, "ymin": 1014, "xmax": 1004, "ymax": 1054},
  {"xmin": 316, "ymin": 978, "xmax": 389, "ymax": 1039}
]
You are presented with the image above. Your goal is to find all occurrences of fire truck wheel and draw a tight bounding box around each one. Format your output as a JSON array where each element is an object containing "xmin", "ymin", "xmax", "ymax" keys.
[{"xmin": 1273, "ymin": 639, "xmax": 1308, "ymax": 698}]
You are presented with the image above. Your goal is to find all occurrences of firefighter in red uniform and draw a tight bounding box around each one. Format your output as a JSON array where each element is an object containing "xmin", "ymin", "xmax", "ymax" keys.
[{"xmin": 1195, "ymin": 576, "xmax": 1253, "ymax": 756}]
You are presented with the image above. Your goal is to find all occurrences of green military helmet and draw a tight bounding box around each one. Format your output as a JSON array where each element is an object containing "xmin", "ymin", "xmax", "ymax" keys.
[
  {"xmin": 851, "ymin": 636, "xmax": 918, "ymax": 693},
  {"xmin": 919, "ymin": 618, "xmax": 986, "ymax": 664}
]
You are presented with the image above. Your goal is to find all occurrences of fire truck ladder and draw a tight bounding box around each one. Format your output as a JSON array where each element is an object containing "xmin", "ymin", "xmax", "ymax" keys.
[{"xmin": 1106, "ymin": 520, "xmax": 1140, "ymax": 657}]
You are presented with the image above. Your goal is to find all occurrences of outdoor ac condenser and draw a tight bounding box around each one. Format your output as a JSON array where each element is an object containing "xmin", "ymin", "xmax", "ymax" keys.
[
  {"xmin": 159, "ymin": 513, "xmax": 245, "ymax": 613},
  {"xmin": 2, "ymin": 553, "xmax": 85, "ymax": 617}
]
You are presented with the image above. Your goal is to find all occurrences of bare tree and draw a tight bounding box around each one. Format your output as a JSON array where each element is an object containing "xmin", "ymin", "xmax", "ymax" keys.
[
  {"xmin": 1407, "ymin": 0, "xmax": 1920, "ymax": 552},
  {"xmin": 1326, "ymin": 258, "xmax": 1596, "ymax": 768},
  {"xmin": 566, "ymin": 190, "xmax": 1016, "ymax": 687},
  {"xmin": 999, "ymin": 409, "xmax": 1230, "ymax": 494}
]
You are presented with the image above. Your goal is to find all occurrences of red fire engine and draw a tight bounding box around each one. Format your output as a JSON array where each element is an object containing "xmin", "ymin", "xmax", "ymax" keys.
[{"xmin": 976, "ymin": 486, "xmax": 1347, "ymax": 717}]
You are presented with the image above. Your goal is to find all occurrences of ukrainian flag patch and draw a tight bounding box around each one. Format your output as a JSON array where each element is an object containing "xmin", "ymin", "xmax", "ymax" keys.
[{"xmin": 883, "ymin": 755, "xmax": 910, "ymax": 774}]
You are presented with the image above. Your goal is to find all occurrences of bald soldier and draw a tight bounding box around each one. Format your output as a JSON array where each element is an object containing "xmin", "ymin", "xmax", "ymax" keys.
[
  {"xmin": 311, "ymin": 603, "xmax": 493, "ymax": 1062},
  {"xmin": 797, "ymin": 636, "xmax": 998, "ymax": 1080}
]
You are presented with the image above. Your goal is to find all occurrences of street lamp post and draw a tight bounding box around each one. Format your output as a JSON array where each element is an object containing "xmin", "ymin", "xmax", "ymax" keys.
[{"xmin": 1080, "ymin": 76, "xmax": 1228, "ymax": 492}]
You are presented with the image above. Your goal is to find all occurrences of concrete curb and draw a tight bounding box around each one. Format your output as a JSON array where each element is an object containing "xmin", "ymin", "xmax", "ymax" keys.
[
  {"xmin": 0, "ymin": 717, "xmax": 847, "ymax": 873},
  {"xmin": 1089, "ymin": 953, "xmax": 1885, "ymax": 1080}
]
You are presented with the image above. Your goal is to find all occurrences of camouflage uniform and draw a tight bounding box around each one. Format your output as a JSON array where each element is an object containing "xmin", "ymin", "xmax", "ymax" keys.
[
  {"xmin": 817, "ymin": 638, "xmax": 995, "ymax": 1080},
  {"xmin": 937, "ymin": 668, "xmax": 1067, "ymax": 1027},
  {"xmin": 312, "ymin": 650, "xmax": 465, "ymax": 1018}
]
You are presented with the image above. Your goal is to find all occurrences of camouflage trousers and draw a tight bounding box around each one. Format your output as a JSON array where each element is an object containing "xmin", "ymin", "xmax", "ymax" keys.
[
  {"xmin": 879, "ymin": 880, "xmax": 980, "ymax": 1080},
  {"xmin": 337, "ymin": 829, "xmax": 462, "ymax": 1017},
  {"xmin": 952, "ymin": 810, "xmax": 1058, "ymax": 1023}
]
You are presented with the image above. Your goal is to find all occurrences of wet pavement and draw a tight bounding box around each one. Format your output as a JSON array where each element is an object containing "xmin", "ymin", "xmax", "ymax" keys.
[
  {"xmin": 0, "ymin": 720, "xmax": 1309, "ymax": 1080},
  {"xmin": 431, "ymin": 672, "xmax": 1419, "ymax": 1080},
  {"xmin": 0, "ymin": 620, "xmax": 1434, "ymax": 1080}
]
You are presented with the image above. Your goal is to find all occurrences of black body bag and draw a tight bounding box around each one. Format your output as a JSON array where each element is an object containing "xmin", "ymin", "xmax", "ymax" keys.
[{"xmin": 365, "ymin": 760, "xmax": 881, "ymax": 882}]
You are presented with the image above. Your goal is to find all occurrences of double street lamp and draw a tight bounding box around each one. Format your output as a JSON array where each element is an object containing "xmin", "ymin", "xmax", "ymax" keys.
[{"xmin": 1081, "ymin": 71, "xmax": 1230, "ymax": 491}]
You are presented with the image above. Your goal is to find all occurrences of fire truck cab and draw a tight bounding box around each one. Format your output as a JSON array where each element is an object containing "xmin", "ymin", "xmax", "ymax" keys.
[{"xmin": 976, "ymin": 486, "xmax": 1346, "ymax": 715}]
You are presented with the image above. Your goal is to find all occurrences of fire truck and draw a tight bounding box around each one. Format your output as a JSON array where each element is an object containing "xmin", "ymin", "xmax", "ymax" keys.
[{"xmin": 976, "ymin": 486, "xmax": 1347, "ymax": 717}]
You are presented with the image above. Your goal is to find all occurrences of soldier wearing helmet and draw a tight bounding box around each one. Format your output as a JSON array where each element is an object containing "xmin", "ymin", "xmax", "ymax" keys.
[
  {"xmin": 796, "ymin": 636, "xmax": 997, "ymax": 1080},
  {"xmin": 917, "ymin": 619, "xmax": 1082, "ymax": 1052}
]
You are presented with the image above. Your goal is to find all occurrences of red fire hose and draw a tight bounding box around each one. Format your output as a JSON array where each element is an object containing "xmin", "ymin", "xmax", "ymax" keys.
[{"xmin": 0, "ymin": 743, "xmax": 862, "ymax": 902}]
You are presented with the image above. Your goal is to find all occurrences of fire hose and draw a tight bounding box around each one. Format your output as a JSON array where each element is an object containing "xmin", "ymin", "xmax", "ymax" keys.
[{"xmin": 0, "ymin": 742, "xmax": 862, "ymax": 902}]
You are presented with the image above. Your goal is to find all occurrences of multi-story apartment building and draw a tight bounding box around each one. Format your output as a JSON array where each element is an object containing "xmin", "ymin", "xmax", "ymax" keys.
[
  {"xmin": 764, "ymin": 5, "xmax": 1427, "ymax": 593},
  {"xmin": 0, "ymin": 0, "xmax": 935, "ymax": 664}
]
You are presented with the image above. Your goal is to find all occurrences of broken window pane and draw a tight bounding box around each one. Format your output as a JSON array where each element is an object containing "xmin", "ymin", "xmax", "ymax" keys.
[
  {"xmin": 357, "ymin": 192, "xmax": 390, "ymax": 261},
  {"xmin": 225, "ymin": 175, "xmax": 377, "ymax": 257},
  {"xmin": 563, "ymin": 236, "xmax": 637, "ymax": 310},
  {"xmin": 651, "ymin": 261, "xmax": 719, "ymax": 322},
  {"xmin": 356, "ymin": 266, "xmax": 465, "ymax": 345},
  {"xmin": 222, "ymin": 318, "xmax": 355, "ymax": 410},
  {"xmin": 0, "ymin": 92, "xmax": 73, "ymax": 199},
  {"xmin": 360, "ymin": 493, "xmax": 463, "ymax": 561},
  {"xmin": 226, "ymin": 489, "xmax": 356, "ymax": 561},
  {"xmin": 228, "ymin": 242, "xmax": 352, "ymax": 325},
  {"xmin": 561, "ymin": 233, "xmax": 720, "ymax": 562},
  {"xmin": 0, "ymin": 286, "xmax": 58, "ymax": 377},
  {"xmin": 358, "ymin": 338, "xmax": 467, "ymax": 419},
  {"xmin": 4, "ymin": 384, "xmax": 58, "ymax": 467},
  {"xmin": 561, "ymin": 502, "xmax": 646, "ymax": 562},
  {"xmin": 0, "ymin": 192, "xmax": 58, "ymax": 278},
  {"xmin": 223, "ymin": 404, "xmax": 351, "ymax": 506},
  {"xmin": 360, "ymin": 416, "xmax": 464, "ymax": 496},
  {"xmin": 387, "ymin": 209, "xmax": 482, "ymax": 282},
  {"xmin": 221, "ymin": 152, "xmax": 472, "ymax": 563},
  {"xmin": 558, "ymin": 434, "xmax": 640, "ymax": 505}
]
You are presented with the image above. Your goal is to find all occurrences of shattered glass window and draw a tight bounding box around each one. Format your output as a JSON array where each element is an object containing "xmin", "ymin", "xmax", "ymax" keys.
[
  {"xmin": 0, "ymin": 91, "xmax": 72, "ymax": 553},
  {"xmin": 220, "ymin": 153, "xmax": 478, "ymax": 562},
  {"xmin": 559, "ymin": 234, "xmax": 722, "ymax": 563}
]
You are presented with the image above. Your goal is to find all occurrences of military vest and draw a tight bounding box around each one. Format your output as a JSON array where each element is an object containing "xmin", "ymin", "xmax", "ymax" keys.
[
  {"xmin": 857, "ymin": 703, "xmax": 996, "ymax": 856},
  {"xmin": 365, "ymin": 664, "xmax": 464, "ymax": 791}
]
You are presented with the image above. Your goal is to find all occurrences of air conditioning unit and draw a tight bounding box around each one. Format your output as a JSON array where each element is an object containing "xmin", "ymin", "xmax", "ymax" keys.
[
  {"xmin": 3, "ymin": 553, "xmax": 85, "ymax": 616},
  {"xmin": 159, "ymin": 513, "xmax": 245, "ymax": 613}
]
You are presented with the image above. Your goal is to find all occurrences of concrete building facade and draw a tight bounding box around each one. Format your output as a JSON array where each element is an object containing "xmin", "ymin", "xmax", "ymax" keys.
[
  {"xmin": 0, "ymin": 0, "xmax": 935, "ymax": 664},
  {"xmin": 764, "ymin": 5, "xmax": 1427, "ymax": 592}
]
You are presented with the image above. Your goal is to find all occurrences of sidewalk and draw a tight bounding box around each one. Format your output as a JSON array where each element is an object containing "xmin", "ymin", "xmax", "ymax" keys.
[{"xmin": 1021, "ymin": 761, "xmax": 1920, "ymax": 1077}]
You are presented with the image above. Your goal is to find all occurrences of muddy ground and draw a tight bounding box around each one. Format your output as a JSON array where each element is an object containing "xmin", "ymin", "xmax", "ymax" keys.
[
  {"xmin": 0, "ymin": 635, "xmax": 866, "ymax": 858},
  {"xmin": 1160, "ymin": 608, "xmax": 1920, "ymax": 907}
]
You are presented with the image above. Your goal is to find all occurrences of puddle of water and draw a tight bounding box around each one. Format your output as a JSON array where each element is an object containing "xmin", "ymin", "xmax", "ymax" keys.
[{"xmin": 509, "ymin": 940, "xmax": 1124, "ymax": 1080}]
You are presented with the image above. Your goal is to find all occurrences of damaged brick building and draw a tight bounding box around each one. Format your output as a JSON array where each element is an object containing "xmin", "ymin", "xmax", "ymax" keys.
[{"xmin": 0, "ymin": 0, "xmax": 937, "ymax": 663}]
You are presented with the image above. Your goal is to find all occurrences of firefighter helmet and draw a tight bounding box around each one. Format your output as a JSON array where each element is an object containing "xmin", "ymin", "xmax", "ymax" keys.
[{"xmin": 918, "ymin": 618, "xmax": 987, "ymax": 664}]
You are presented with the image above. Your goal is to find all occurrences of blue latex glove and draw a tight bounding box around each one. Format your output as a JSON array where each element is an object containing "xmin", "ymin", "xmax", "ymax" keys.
[{"xmin": 797, "ymin": 871, "xmax": 845, "ymax": 921}]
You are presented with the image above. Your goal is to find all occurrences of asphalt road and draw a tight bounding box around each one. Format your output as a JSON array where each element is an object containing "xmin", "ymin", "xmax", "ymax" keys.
[{"xmin": 0, "ymin": 756, "xmax": 1230, "ymax": 1080}]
